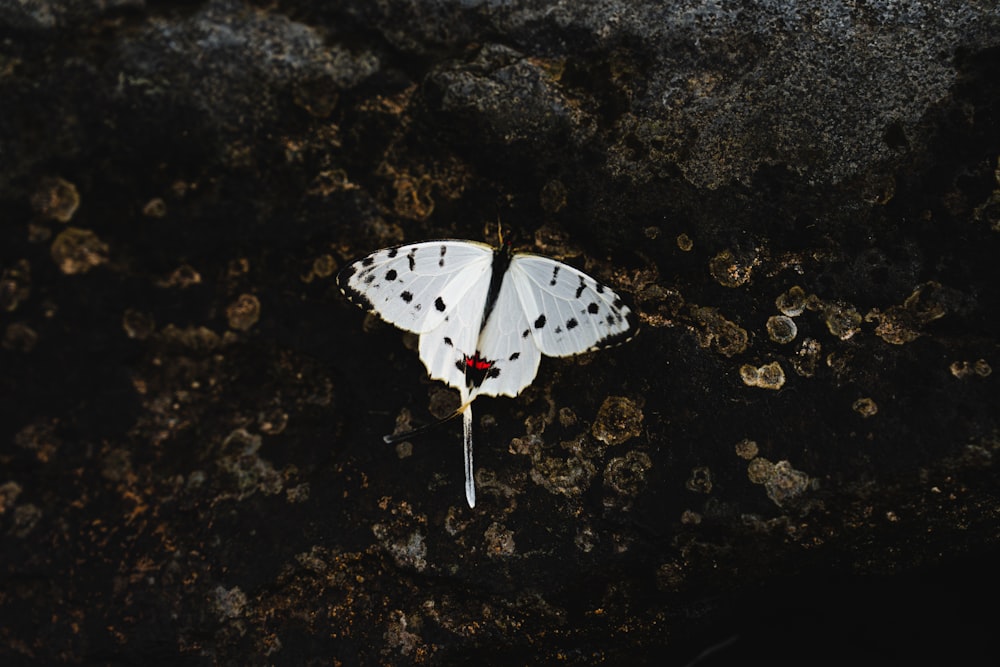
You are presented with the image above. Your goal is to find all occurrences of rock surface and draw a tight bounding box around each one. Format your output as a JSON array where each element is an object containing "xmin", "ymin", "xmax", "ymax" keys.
[{"xmin": 1, "ymin": 1, "xmax": 998, "ymax": 663}]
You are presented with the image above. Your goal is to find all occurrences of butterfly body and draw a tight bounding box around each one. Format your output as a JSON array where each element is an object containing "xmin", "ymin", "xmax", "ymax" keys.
[{"xmin": 339, "ymin": 239, "xmax": 635, "ymax": 507}]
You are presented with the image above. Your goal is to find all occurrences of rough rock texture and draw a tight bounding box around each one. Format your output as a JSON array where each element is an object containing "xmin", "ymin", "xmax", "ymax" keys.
[{"xmin": 2, "ymin": 0, "xmax": 999, "ymax": 664}]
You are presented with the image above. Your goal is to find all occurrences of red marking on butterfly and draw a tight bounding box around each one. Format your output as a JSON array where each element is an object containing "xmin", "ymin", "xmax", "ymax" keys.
[{"xmin": 465, "ymin": 353, "xmax": 494, "ymax": 371}]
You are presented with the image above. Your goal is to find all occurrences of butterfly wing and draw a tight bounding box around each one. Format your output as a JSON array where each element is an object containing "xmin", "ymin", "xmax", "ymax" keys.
[
  {"xmin": 417, "ymin": 262, "xmax": 493, "ymax": 399},
  {"xmin": 462, "ymin": 272, "xmax": 542, "ymax": 400},
  {"xmin": 508, "ymin": 253, "xmax": 636, "ymax": 357},
  {"xmin": 338, "ymin": 240, "xmax": 494, "ymax": 334}
]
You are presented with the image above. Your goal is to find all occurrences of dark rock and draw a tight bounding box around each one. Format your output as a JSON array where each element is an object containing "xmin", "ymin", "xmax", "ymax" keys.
[{"xmin": 1, "ymin": 1, "xmax": 998, "ymax": 664}]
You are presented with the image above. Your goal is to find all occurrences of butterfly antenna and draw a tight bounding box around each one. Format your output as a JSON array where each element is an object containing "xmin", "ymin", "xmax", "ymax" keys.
[
  {"xmin": 381, "ymin": 400, "xmax": 475, "ymax": 445},
  {"xmin": 482, "ymin": 203, "xmax": 506, "ymax": 246},
  {"xmin": 382, "ymin": 412, "xmax": 459, "ymax": 444}
]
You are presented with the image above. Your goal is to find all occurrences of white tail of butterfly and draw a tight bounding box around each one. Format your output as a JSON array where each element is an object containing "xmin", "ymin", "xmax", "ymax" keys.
[{"xmin": 339, "ymin": 238, "xmax": 636, "ymax": 507}]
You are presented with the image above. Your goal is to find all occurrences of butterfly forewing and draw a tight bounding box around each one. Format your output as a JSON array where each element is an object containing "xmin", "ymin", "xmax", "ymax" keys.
[
  {"xmin": 509, "ymin": 254, "xmax": 635, "ymax": 357},
  {"xmin": 339, "ymin": 241, "xmax": 494, "ymax": 334}
]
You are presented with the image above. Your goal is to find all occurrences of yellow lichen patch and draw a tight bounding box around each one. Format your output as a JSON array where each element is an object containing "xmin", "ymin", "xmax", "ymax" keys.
[
  {"xmin": 372, "ymin": 517, "xmax": 428, "ymax": 572},
  {"xmin": 746, "ymin": 457, "xmax": 774, "ymax": 484},
  {"xmin": 757, "ymin": 362, "xmax": 786, "ymax": 389},
  {"xmin": 142, "ymin": 197, "xmax": 167, "ymax": 218},
  {"xmin": 532, "ymin": 223, "xmax": 583, "ymax": 258},
  {"xmin": 822, "ymin": 301, "xmax": 862, "ymax": 340},
  {"xmin": 158, "ymin": 264, "xmax": 202, "ymax": 288},
  {"xmin": 865, "ymin": 309, "xmax": 920, "ymax": 344},
  {"xmin": 852, "ymin": 397, "xmax": 878, "ymax": 418},
  {"xmin": 302, "ymin": 253, "xmax": 338, "ymax": 283},
  {"xmin": 676, "ymin": 233, "xmax": 693, "ymax": 251},
  {"xmin": 690, "ymin": 306, "xmax": 748, "ymax": 357},
  {"xmin": 211, "ymin": 585, "xmax": 248, "ymax": 621},
  {"xmin": 866, "ymin": 281, "xmax": 951, "ymax": 345},
  {"xmin": 747, "ymin": 457, "xmax": 812, "ymax": 507},
  {"xmin": 308, "ymin": 169, "xmax": 357, "ymax": 196},
  {"xmin": 604, "ymin": 450, "xmax": 653, "ymax": 496},
  {"xmin": 766, "ymin": 315, "xmax": 797, "ymax": 344},
  {"xmin": 680, "ymin": 510, "xmax": 702, "ymax": 525},
  {"xmin": 158, "ymin": 324, "xmax": 223, "ymax": 351},
  {"xmin": 216, "ymin": 428, "xmax": 286, "ymax": 501},
  {"xmin": 791, "ymin": 337, "xmax": 822, "ymax": 377},
  {"xmin": 50, "ymin": 227, "xmax": 109, "ymax": 274},
  {"xmin": 227, "ymin": 258, "xmax": 249, "ymax": 280},
  {"xmin": 1, "ymin": 259, "xmax": 31, "ymax": 312},
  {"xmin": 226, "ymin": 293, "xmax": 261, "ymax": 331},
  {"xmin": 631, "ymin": 270, "xmax": 684, "ymax": 326},
  {"xmin": 392, "ymin": 172, "xmax": 434, "ymax": 220},
  {"xmin": 775, "ymin": 285, "xmax": 807, "ymax": 317},
  {"xmin": 734, "ymin": 439, "xmax": 759, "ymax": 460},
  {"xmin": 950, "ymin": 359, "xmax": 992, "ymax": 379},
  {"xmin": 709, "ymin": 248, "xmax": 759, "ymax": 287},
  {"xmin": 685, "ymin": 466, "xmax": 712, "ymax": 493},
  {"xmin": 257, "ymin": 408, "xmax": 288, "ymax": 435},
  {"xmin": 530, "ymin": 449, "xmax": 598, "ymax": 499},
  {"xmin": 591, "ymin": 396, "xmax": 644, "ymax": 446},
  {"xmin": 740, "ymin": 361, "xmax": 786, "ymax": 390},
  {"xmin": 31, "ymin": 176, "xmax": 80, "ymax": 223},
  {"xmin": 484, "ymin": 522, "xmax": 516, "ymax": 558}
]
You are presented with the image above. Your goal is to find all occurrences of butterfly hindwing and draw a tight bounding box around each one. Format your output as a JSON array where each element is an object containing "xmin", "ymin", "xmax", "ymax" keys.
[
  {"xmin": 508, "ymin": 254, "xmax": 635, "ymax": 357},
  {"xmin": 465, "ymin": 271, "xmax": 542, "ymax": 400},
  {"xmin": 338, "ymin": 240, "xmax": 494, "ymax": 334},
  {"xmin": 418, "ymin": 265, "xmax": 493, "ymax": 398}
]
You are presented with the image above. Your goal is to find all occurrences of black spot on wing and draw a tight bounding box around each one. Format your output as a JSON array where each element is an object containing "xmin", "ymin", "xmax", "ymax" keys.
[
  {"xmin": 509, "ymin": 352, "xmax": 520, "ymax": 360},
  {"xmin": 401, "ymin": 291, "xmax": 413, "ymax": 303},
  {"xmin": 406, "ymin": 247, "xmax": 417, "ymax": 271},
  {"xmin": 387, "ymin": 248, "xmax": 398, "ymax": 258},
  {"xmin": 587, "ymin": 302, "xmax": 600, "ymax": 314},
  {"xmin": 521, "ymin": 329, "xmax": 530, "ymax": 338},
  {"xmin": 439, "ymin": 245, "xmax": 447, "ymax": 267},
  {"xmin": 435, "ymin": 296, "xmax": 446, "ymax": 311},
  {"xmin": 575, "ymin": 276, "xmax": 586, "ymax": 299},
  {"xmin": 596, "ymin": 283, "xmax": 606, "ymax": 294},
  {"xmin": 567, "ymin": 318, "xmax": 578, "ymax": 330},
  {"xmin": 361, "ymin": 256, "xmax": 374, "ymax": 267},
  {"xmin": 549, "ymin": 265, "xmax": 560, "ymax": 286},
  {"xmin": 444, "ymin": 337, "xmax": 453, "ymax": 347},
  {"xmin": 364, "ymin": 274, "xmax": 375, "ymax": 284},
  {"xmin": 534, "ymin": 314, "xmax": 547, "ymax": 329},
  {"xmin": 385, "ymin": 269, "xmax": 397, "ymax": 281},
  {"xmin": 555, "ymin": 326, "xmax": 563, "ymax": 334}
]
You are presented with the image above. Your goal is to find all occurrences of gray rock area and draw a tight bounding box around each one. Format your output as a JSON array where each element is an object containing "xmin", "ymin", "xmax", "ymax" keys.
[{"xmin": 1, "ymin": 0, "xmax": 998, "ymax": 663}]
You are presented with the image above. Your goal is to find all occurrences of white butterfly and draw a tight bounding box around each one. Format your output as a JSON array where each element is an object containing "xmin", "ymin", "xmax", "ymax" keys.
[{"xmin": 338, "ymin": 239, "xmax": 636, "ymax": 507}]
